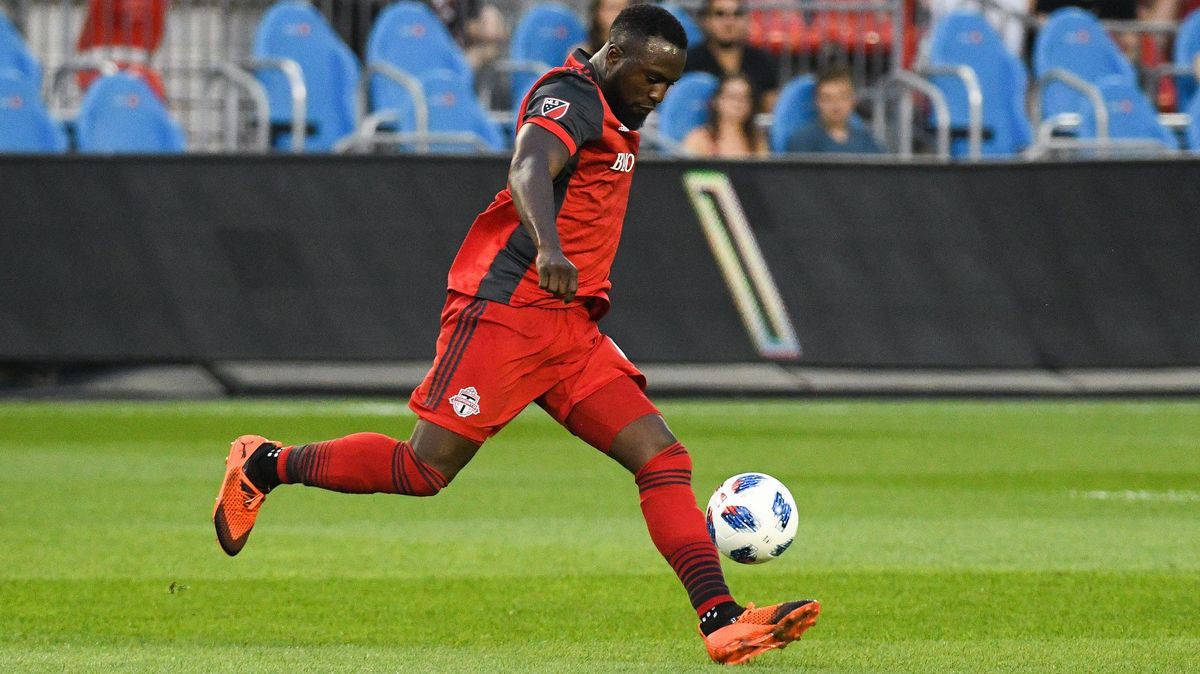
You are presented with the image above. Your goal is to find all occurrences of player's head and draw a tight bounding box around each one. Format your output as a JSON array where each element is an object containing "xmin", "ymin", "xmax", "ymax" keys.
[
  {"xmin": 815, "ymin": 65, "xmax": 856, "ymax": 130},
  {"xmin": 600, "ymin": 4, "xmax": 688, "ymax": 130}
]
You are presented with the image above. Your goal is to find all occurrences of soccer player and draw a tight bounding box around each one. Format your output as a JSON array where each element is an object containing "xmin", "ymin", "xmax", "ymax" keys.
[{"xmin": 212, "ymin": 5, "xmax": 818, "ymax": 665}]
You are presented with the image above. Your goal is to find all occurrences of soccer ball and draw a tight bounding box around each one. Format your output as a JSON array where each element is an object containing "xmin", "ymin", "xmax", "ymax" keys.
[{"xmin": 705, "ymin": 473, "xmax": 798, "ymax": 565}]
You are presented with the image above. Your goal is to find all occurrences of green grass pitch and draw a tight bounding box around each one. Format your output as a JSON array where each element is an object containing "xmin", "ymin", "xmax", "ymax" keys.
[{"xmin": 0, "ymin": 399, "xmax": 1197, "ymax": 673}]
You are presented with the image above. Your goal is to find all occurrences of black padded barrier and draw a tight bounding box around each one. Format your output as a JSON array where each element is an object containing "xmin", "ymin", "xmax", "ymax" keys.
[{"xmin": 1, "ymin": 155, "xmax": 1198, "ymax": 367}]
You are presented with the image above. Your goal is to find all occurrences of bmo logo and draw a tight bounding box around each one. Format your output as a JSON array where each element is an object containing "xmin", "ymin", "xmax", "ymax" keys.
[
  {"xmin": 0, "ymin": 95, "xmax": 23, "ymax": 109},
  {"xmin": 400, "ymin": 23, "xmax": 427, "ymax": 38},
  {"xmin": 956, "ymin": 30, "xmax": 984, "ymax": 45},
  {"xmin": 283, "ymin": 22, "xmax": 312, "ymax": 36},
  {"xmin": 609, "ymin": 152, "xmax": 635, "ymax": 172},
  {"xmin": 1066, "ymin": 30, "xmax": 1091, "ymax": 44}
]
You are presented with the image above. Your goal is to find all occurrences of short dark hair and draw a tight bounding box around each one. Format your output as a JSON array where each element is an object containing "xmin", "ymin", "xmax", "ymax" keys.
[
  {"xmin": 609, "ymin": 4, "xmax": 688, "ymax": 51},
  {"xmin": 816, "ymin": 65, "xmax": 855, "ymax": 89}
]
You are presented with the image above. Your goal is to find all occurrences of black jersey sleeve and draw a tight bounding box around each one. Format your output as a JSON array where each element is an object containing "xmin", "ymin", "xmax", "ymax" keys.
[{"xmin": 522, "ymin": 72, "xmax": 605, "ymax": 154}]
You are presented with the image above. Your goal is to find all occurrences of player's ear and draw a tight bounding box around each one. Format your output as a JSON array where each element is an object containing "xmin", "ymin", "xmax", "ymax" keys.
[{"xmin": 606, "ymin": 44, "xmax": 624, "ymax": 69}]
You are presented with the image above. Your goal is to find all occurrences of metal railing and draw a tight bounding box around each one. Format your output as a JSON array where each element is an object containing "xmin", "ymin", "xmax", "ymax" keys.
[{"xmin": 872, "ymin": 69, "xmax": 951, "ymax": 159}]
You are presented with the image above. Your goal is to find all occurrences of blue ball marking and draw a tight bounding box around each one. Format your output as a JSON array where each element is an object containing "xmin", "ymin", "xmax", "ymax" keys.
[
  {"xmin": 772, "ymin": 491, "xmax": 793, "ymax": 531},
  {"xmin": 705, "ymin": 508, "xmax": 717, "ymax": 543},
  {"xmin": 731, "ymin": 474, "xmax": 767, "ymax": 493},
  {"xmin": 730, "ymin": 545, "xmax": 758, "ymax": 563},
  {"xmin": 771, "ymin": 539, "xmax": 794, "ymax": 557},
  {"xmin": 721, "ymin": 505, "xmax": 759, "ymax": 532}
]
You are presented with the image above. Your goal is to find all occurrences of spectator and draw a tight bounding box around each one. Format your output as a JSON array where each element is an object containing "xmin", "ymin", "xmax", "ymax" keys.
[
  {"xmin": 786, "ymin": 67, "xmax": 883, "ymax": 154},
  {"xmin": 584, "ymin": 0, "xmax": 634, "ymax": 54},
  {"xmin": 428, "ymin": 0, "xmax": 482, "ymax": 46},
  {"xmin": 683, "ymin": 0, "xmax": 779, "ymax": 112},
  {"xmin": 682, "ymin": 73, "xmax": 768, "ymax": 158},
  {"xmin": 465, "ymin": 3, "xmax": 507, "ymax": 71}
]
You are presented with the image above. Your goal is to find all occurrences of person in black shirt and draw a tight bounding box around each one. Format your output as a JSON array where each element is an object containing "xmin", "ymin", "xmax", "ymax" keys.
[{"xmin": 683, "ymin": 0, "xmax": 780, "ymax": 112}]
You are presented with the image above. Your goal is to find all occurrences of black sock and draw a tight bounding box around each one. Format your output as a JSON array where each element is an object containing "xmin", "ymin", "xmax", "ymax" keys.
[
  {"xmin": 699, "ymin": 601, "xmax": 744, "ymax": 636},
  {"xmin": 242, "ymin": 442, "xmax": 283, "ymax": 493}
]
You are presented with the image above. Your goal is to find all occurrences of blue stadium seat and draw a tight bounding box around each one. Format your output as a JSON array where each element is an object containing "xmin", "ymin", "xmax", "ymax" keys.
[
  {"xmin": 1187, "ymin": 85, "xmax": 1200, "ymax": 150},
  {"xmin": 1173, "ymin": 9, "xmax": 1200, "ymax": 111},
  {"xmin": 508, "ymin": 3, "xmax": 586, "ymax": 106},
  {"xmin": 366, "ymin": 1, "xmax": 472, "ymax": 125},
  {"xmin": 1033, "ymin": 8, "xmax": 1137, "ymax": 122},
  {"xmin": 253, "ymin": 0, "xmax": 359, "ymax": 151},
  {"xmin": 657, "ymin": 71, "xmax": 718, "ymax": 143},
  {"xmin": 661, "ymin": 2, "xmax": 704, "ymax": 50},
  {"xmin": 0, "ymin": 70, "xmax": 66, "ymax": 152},
  {"xmin": 0, "ymin": 13, "xmax": 41, "ymax": 87},
  {"xmin": 421, "ymin": 69, "xmax": 505, "ymax": 152},
  {"xmin": 76, "ymin": 72, "xmax": 185, "ymax": 153},
  {"xmin": 926, "ymin": 11, "xmax": 1033, "ymax": 156},
  {"xmin": 368, "ymin": 1, "xmax": 471, "ymax": 85},
  {"xmin": 1078, "ymin": 75, "xmax": 1178, "ymax": 150},
  {"xmin": 770, "ymin": 75, "xmax": 815, "ymax": 153}
]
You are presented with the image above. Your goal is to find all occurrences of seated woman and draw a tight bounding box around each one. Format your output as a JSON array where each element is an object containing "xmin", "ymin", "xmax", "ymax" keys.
[{"xmin": 682, "ymin": 73, "xmax": 768, "ymax": 158}]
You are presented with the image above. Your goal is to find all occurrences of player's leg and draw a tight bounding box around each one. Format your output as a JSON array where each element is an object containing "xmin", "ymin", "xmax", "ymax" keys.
[
  {"xmin": 214, "ymin": 293, "xmax": 562, "ymax": 556},
  {"xmin": 556, "ymin": 363, "xmax": 819, "ymax": 664},
  {"xmin": 212, "ymin": 423, "xmax": 478, "ymax": 556},
  {"xmin": 560, "ymin": 379, "xmax": 740, "ymax": 620}
]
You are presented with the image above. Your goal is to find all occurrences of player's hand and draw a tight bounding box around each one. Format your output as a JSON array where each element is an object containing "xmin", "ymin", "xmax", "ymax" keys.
[{"xmin": 536, "ymin": 248, "xmax": 578, "ymax": 303}]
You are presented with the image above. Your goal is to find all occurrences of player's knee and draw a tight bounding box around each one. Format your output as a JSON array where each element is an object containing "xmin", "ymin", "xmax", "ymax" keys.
[
  {"xmin": 633, "ymin": 442, "xmax": 692, "ymax": 486},
  {"xmin": 610, "ymin": 415, "xmax": 679, "ymax": 473}
]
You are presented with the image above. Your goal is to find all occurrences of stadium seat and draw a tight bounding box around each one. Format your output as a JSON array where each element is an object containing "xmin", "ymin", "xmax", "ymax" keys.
[
  {"xmin": 0, "ymin": 70, "xmax": 67, "ymax": 152},
  {"xmin": 252, "ymin": 0, "xmax": 360, "ymax": 151},
  {"xmin": 748, "ymin": 8, "xmax": 808, "ymax": 55},
  {"xmin": 76, "ymin": 72, "xmax": 186, "ymax": 153},
  {"xmin": 1173, "ymin": 9, "xmax": 1200, "ymax": 111},
  {"xmin": 367, "ymin": 1, "xmax": 472, "ymax": 84},
  {"xmin": 1078, "ymin": 75, "xmax": 1178, "ymax": 150},
  {"xmin": 769, "ymin": 75, "xmax": 815, "ymax": 153},
  {"xmin": 420, "ymin": 69, "xmax": 505, "ymax": 152},
  {"xmin": 809, "ymin": 5, "xmax": 893, "ymax": 53},
  {"xmin": 1187, "ymin": 86, "xmax": 1200, "ymax": 150},
  {"xmin": 661, "ymin": 2, "xmax": 704, "ymax": 49},
  {"xmin": 508, "ymin": 3, "xmax": 586, "ymax": 107},
  {"xmin": 656, "ymin": 71, "xmax": 718, "ymax": 143},
  {"xmin": 1033, "ymin": 8, "xmax": 1137, "ymax": 122},
  {"xmin": 366, "ymin": 1, "xmax": 472, "ymax": 127},
  {"xmin": 0, "ymin": 12, "xmax": 42, "ymax": 87},
  {"xmin": 926, "ymin": 11, "xmax": 1033, "ymax": 156}
]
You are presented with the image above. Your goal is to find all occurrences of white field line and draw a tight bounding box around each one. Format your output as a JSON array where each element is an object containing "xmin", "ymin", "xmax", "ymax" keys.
[
  {"xmin": 1069, "ymin": 490, "xmax": 1200, "ymax": 503},
  {"xmin": 0, "ymin": 401, "xmax": 415, "ymax": 417}
]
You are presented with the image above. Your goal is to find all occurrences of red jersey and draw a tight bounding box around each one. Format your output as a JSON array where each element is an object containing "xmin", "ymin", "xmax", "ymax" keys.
[{"xmin": 447, "ymin": 50, "xmax": 640, "ymax": 318}]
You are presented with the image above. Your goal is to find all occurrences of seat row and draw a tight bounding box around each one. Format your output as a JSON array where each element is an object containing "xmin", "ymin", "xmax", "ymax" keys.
[
  {"xmin": 0, "ymin": 69, "xmax": 183, "ymax": 153},
  {"xmin": 915, "ymin": 8, "xmax": 1200, "ymax": 156}
]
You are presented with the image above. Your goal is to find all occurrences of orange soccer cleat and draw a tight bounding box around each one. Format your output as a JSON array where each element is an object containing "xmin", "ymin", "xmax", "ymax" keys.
[
  {"xmin": 212, "ymin": 434, "xmax": 279, "ymax": 556},
  {"xmin": 701, "ymin": 600, "xmax": 821, "ymax": 665}
]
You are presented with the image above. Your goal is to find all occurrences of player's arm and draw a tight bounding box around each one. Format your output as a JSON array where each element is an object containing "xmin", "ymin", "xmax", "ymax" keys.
[{"xmin": 509, "ymin": 123, "xmax": 577, "ymax": 303}]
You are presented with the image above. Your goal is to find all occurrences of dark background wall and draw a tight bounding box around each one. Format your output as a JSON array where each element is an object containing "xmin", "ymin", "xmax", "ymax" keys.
[{"xmin": 2, "ymin": 155, "xmax": 1198, "ymax": 368}]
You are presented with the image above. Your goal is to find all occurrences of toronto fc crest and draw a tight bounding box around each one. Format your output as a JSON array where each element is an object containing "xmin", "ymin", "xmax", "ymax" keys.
[{"xmin": 449, "ymin": 387, "xmax": 481, "ymax": 418}]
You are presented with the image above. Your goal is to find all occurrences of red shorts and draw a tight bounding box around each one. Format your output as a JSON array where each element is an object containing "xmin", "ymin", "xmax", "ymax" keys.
[{"xmin": 409, "ymin": 291, "xmax": 652, "ymax": 445}]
